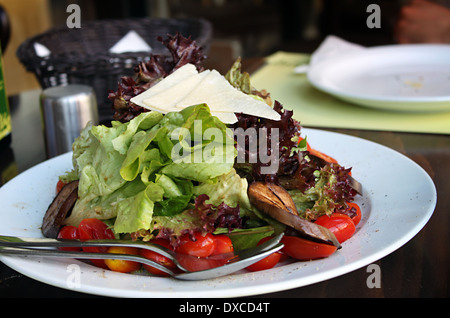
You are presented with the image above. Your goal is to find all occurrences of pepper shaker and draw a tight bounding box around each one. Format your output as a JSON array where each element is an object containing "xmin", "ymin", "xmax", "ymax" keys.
[{"xmin": 40, "ymin": 84, "xmax": 98, "ymax": 158}]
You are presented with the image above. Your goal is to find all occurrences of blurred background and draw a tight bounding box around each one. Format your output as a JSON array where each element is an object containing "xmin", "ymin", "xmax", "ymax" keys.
[{"xmin": 0, "ymin": 0, "xmax": 407, "ymax": 95}]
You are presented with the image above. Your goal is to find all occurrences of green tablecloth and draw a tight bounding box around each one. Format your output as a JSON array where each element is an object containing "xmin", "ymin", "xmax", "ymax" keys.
[{"xmin": 250, "ymin": 51, "xmax": 450, "ymax": 134}]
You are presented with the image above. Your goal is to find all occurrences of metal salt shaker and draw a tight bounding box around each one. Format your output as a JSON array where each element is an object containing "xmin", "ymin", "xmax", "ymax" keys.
[{"xmin": 40, "ymin": 84, "xmax": 98, "ymax": 158}]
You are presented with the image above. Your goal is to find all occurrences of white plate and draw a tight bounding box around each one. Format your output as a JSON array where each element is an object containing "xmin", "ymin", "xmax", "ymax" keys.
[
  {"xmin": 307, "ymin": 44, "xmax": 450, "ymax": 112},
  {"xmin": 0, "ymin": 129, "xmax": 436, "ymax": 298}
]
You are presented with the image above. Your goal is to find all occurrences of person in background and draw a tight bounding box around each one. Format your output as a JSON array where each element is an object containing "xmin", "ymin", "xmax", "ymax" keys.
[{"xmin": 395, "ymin": 0, "xmax": 450, "ymax": 43}]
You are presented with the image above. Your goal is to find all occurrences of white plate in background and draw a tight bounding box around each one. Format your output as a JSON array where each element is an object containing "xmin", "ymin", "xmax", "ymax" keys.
[{"xmin": 307, "ymin": 44, "xmax": 450, "ymax": 112}]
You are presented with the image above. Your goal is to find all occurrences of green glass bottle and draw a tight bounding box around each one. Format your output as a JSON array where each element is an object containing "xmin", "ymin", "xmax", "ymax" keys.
[{"xmin": 0, "ymin": 45, "xmax": 11, "ymax": 151}]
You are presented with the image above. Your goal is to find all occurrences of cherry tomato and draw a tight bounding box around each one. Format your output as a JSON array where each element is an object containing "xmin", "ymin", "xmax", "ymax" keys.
[
  {"xmin": 347, "ymin": 202, "xmax": 362, "ymax": 226},
  {"xmin": 246, "ymin": 236, "xmax": 282, "ymax": 272},
  {"xmin": 57, "ymin": 226, "xmax": 81, "ymax": 251},
  {"xmin": 104, "ymin": 246, "xmax": 141, "ymax": 273},
  {"xmin": 314, "ymin": 213, "xmax": 356, "ymax": 243},
  {"xmin": 56, "ymin": 180, "xmax": 67, "ymax": 193},
  {"xmin": 278, "ymin": 250, "xmax": 290, "ymax": 262},
  {"xmin": 175, "ymin": 235, "xmax": 234, "ymax": 272},
  {"xmin": 211, "ymin": 235, "xmax": 234, "ymax": 255},
  {"xmin": 175, "ymin": 232, "xmax": 216, "ymax": 258},
  {"xmin": 176, "ymin": 253, "xmax": 227, "ymax": 272},
  {"xmin": 139, "ymin": 239, "xmax": 176, "ymax": 277},
  {"xmin": 281, "ymin": 235, "xmax": 338, "ymax": 260},
  {"xmin": 77, "ymin": 218, "xmax": 115, "ymax": 268}
]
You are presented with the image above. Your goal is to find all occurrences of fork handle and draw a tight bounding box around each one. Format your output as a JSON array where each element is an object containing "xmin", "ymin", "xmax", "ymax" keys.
[
  {"xmin": 0, "ymin": 235, "xmax": 174, "ymax": 260},
  {"xmin": 0, "ymin": 245, "xmax": 175, "ymax": 276}
]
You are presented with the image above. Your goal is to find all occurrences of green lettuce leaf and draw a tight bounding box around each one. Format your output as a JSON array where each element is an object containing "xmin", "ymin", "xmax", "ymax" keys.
[
  {"xmin": 160, "ymin": 104, "xmax": 236, "ymax": 182},
  {"xmin": 225, "ymin": 57, "xmax": 251, "ymax": 94},
  {"xmin": 114, "ymin": 182, "xmax": 162, "ymax": 234},
  {"xmin": 152, "ymin": 174, "xmax": 194, "ymax": 217},
  {"xmin": 63, "ymin": 105, "xmax": 238, "ymax": 236},
  {"xmin": 120, "ymin": 129, "xmax": 160, "ymax": 181},
  {"xmin": 193, "ymin": 168, "xmax": 253, "ymax": 216},
  {"xmin": 226, "ymin": 226, "xmax": 275, "ymax": 251}
]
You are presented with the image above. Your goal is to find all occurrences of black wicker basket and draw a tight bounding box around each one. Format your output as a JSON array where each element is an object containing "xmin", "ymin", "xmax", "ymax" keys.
[{"xmin": 17, "ymin": 18, "xmax": 212, "ymax": 123}]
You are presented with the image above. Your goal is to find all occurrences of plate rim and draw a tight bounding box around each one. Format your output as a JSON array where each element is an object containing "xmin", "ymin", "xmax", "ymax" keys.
[{"xmin": 0, "ymin": 128, "xmax": 437, "ymax": 297}]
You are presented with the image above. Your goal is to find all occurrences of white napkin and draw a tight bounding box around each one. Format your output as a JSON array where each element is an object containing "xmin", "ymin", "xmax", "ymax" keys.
[
  {"xmin": 109, "ymin": 30, "xmax": 152, "ymax": 54},
  {"xmin": 294, "ymin": 35, "xmax": 365, "ymax": 74},
  {"xmin": 34, "ymin": 42, "xmax": 51, "ymax": 57}
]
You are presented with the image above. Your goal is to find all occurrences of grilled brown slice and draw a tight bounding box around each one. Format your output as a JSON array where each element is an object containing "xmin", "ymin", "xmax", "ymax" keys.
[
  {"xmin": 41, "ymin": 180, "xmax": 79, "ymax": 238},
  {"xmin": 248, "ymin": 181, "xmax": 340, "ymax": 248}
]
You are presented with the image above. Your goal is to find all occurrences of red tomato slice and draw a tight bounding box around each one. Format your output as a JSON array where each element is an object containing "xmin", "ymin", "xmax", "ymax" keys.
[
  {"xmin": 246, "ymin": 236, "xmax": 282, "ymax": 272},
  {"xmin": 309, "ymin": 148, "xmax": 338, "ymax": 164},
  {"xmin": 77, "ymin": 218, "xmax": 115, "ymax": 268},
  {"xmin": 140, "ymin": 239, "xmax": 177, "ymax": 277},
  {"xmin": 314, "ymin": 213, "xmax": 356, "ymax": 243},
  {"xmin": 246, "ymin": 252, "xmax": 281, "ymax": 272},
  {"xmin": 175, "ymin": 232, "xmax": 216, "ymax": 258},
  {"xmin": 175, "ymin": 235, "xmax": 234, "ymax": 272},
  {"xmin": 211, "ymin": 235, "xmax": 234, "ymax": 255},
  {"xmin": 347, "ymin": 202, "xmax": 362, "ymax": 226},
  {"xmin": 281, "ymin": 235, "xmax": 338, "ymax": 261},
  {"xmin": 176, "ymin": 253, "xmax": 227, "ymax": 272},
  {"xmin": 57, "ymin": 226, "xmax": 81, "ymax": 251},
  {"xmin": 77, "ymin": 219, "xmax": 115, "ymax": 249}
]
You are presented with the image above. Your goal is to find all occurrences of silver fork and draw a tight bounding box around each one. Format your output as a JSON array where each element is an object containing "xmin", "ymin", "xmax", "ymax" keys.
[{"xmin": 0, "ymin": 234, "xmax": 284, "ymax": 281}]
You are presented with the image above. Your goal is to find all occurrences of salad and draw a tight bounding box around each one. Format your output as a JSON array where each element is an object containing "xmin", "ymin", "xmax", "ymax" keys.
[{"xmin": 42, "ymin": 34, "xmax": 361, "ymax": 275}]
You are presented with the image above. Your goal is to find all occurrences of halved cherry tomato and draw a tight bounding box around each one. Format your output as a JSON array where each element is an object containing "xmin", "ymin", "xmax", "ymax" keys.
[
  {"xmin": 176, "ymin": 253, "xmax": 227, "ymax": 272},
  {"xmin": 347, "ymin": 202, "xmax": 362, "ymax": 226},
  {"xmin": 175, "ymin": 232, "xmax": 216, "ymax": 258},
  {"xmin": 211, "ymin": 235, "xmax": 234, "ymax": 255},
  {"xmin": 172, "ymin": 235, "xmax": 233, "ymax": 272},
  {"xmin": 281, "ymin": 235, "xmax": 338, "ymax": 260},
  {"xmin": 314, "ymin": 213, "xmax": 356, "ymax": 243},
  {"xmin": 77, "ymin": 218, "xmax": 115, "ymax": 268},
  {"xmin": 104, "ymin": 246, "xmax": 141, "ymax": 273},
  {"xmin": 246, "ymin": 236, "xmax": 282, "ymax": 272},
  {"xmin": 57, "ymin": 225, "xmax": 81, "ymax": 251},
  {"xmin": 139, "ymin": 239, "xmax": 177, "ymax": 277},
  {"xmin": 309, "ymin": 148, "xmax": 338, "ymax": 164},
  {"xmin": 77, "ymin": 219, "xmax": 115, "ymax": 246}
]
